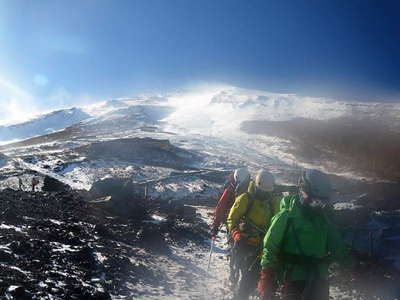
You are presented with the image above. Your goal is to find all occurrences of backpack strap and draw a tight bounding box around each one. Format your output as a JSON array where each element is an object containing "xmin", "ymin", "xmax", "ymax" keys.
[
  {"xmin": 244, "ymin": 191, "xmax": 277, "ymax": 229},
  {"xmin": 243, "ymin": 191, "xmax": 256, "ymax": 218}
]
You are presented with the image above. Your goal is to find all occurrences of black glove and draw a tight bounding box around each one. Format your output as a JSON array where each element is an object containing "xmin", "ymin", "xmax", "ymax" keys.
[{"xmin": 210, "ymin": 226, "xmax": 218, "ymax": 238}]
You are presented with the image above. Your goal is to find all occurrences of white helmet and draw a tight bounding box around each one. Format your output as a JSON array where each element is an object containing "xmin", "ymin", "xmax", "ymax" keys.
[
  {"xmin": 254, "ymin": 169, "xmax": 275, "ymax": 192},
  {"xmin": 233, "ymin": 167, "xmax": 250, "ymax": 186}
]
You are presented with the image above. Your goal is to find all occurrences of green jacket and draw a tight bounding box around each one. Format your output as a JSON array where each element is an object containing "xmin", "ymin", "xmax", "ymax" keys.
[{"xmin": 261, "ymin": 194, "xmax": 351, "ymax": 281}]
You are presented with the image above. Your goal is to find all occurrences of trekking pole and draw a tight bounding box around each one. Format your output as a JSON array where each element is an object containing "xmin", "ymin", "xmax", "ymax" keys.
[
  {"xmin": 248, "ymin": 254, "xmax": 261, "ymax": 272},
  {"xmin": 207, "ymin": 238, "xmax": 215, "ymax": 272},
  {"xmin": 230, "ymin": 241, "xmax": 239, "ymax": 287},
  {"xmin": 248, "ymin": 222, "xmax": 266, "ymax": 235}
]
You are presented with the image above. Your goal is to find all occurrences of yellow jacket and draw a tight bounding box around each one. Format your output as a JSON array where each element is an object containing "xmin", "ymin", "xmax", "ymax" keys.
[{"xmin": 227, "ymin": 187, "xmax": 280, "ymax": 242}]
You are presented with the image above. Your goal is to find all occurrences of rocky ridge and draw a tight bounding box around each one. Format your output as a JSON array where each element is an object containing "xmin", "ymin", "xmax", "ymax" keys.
[{"xmin": 0, "ymin": 184, "xmax": 209, "ymax": 299}]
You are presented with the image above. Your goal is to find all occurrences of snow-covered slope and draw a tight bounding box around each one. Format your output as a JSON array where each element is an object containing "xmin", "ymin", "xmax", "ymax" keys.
[
  {"xmin": 81, "ymin": 96, "xmax": 169, "ymax": 117},
  {"xmin": 75, "ymin": 103, "xmax": 175, "ymax": 140},
  {"xmin": 83, "ymin": 104, "xmax": 173, "ymax": 127},
  {"xmin": 0, "ymin": 107, "xmax": 90, "ymax": 143}
]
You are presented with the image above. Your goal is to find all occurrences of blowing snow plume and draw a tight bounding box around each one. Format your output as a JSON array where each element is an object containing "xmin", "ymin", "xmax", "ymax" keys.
[{"xmin": 164, "ymin": 86, "xmax": 400, "ymax": 138}]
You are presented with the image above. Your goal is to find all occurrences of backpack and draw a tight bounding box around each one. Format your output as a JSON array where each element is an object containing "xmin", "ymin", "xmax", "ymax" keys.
[{"xmin": 238, "ymin": 191, "xmax": 273, "ymax": 237}]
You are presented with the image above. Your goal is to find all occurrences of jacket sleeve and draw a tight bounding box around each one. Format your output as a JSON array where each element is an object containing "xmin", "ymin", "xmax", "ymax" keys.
[
  {"xmin": 326, "ymin": 217, "xmax": 354, "ymax": 268},
  {"xmin": 212, "ymin": 188, "xmax": 232, "ymax": 230},
  {"xmin": 261, "ymin": 210, "xmax": 290, "ymax": 270},
  {"xmin": 226, "ymin": 193, "xmax": 249, "ymax": 232}
]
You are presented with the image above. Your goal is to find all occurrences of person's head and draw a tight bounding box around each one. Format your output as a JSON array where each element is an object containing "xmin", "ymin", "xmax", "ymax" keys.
[
  {"xmin": 254, "ymin": 169, "xmax": 275, "ymax": 199},
  {"xmin": 233, "ymin": 167, "xmax": 251, "ymax": 194},
  {"xmin": 298, "ymin": 169, "xmax": 332, "ymax": 212}
]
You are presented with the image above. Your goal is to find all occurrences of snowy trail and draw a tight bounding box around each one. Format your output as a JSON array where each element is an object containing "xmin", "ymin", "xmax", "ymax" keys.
[
  {"xmin": 120, "ymin": 205, "xmax": 234, "ymax": 300},
  {"xmin": 188, "ymin": 206, "xmax": 233, "ymax": 300},
  {"xmin": 156, "ymin": 205, "xmax": 234, "ymax": 300},
  {"xmin": 153, "ymin": 237, "xmax": 232, "ymax": 300}
]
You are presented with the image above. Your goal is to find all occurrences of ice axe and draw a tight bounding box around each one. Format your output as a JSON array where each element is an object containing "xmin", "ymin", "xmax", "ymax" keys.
[{"xmin": 206, "ymin": 237, "xmax": 215, "ymax": 272}]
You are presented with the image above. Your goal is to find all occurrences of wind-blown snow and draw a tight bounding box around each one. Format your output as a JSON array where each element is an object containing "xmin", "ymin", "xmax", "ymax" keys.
[{"xmin": 164, "ymin": 86, "xmax": 400, "ymax": 137}]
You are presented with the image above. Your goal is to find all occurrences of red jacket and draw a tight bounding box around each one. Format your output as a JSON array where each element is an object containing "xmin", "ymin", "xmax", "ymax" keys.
[{"xmin": 212, "ymin": 175, "xmax": 236, "ymax": 233}]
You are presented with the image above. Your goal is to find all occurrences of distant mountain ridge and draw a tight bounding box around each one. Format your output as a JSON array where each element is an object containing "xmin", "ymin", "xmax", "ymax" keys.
[
  {"xmin": 0, "ymin": 107, "xmax": 90, "ymax": 142},
  {"xmin": 2, "ymin": 87, "xmax": 400, "ymax": 144}
]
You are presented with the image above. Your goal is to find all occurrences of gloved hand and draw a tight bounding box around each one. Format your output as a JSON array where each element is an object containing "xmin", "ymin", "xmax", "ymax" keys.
[
  {"xmin": 231, "ymin": 229, "xmax": 242, "ymax": 242},
  {"xmin": 257, "ymin": 268, "xmax": 276, "ymax": 300}
]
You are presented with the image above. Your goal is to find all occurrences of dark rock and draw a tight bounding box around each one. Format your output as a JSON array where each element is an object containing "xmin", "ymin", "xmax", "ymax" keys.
[
  {"xmin": 351, "ymin": 183, "xmax": 400, "ymax": 211},
  {"xmin": 71, "ymin": 246, "xmax": 97, "ymax": 269},
  {"xmin": 179, "ymin": 205, "xmax": 196, "ymax": 219},
  {"xmin": 1, "ymin": 209, "xmax": 20, "ymax": 222},
  {"xmin": 7, "ymin": 286, "xmax": 31, "ymax": 299},
  {"xmin": 42, "ymin": 176, "xmax": 70, "ymax": 192},
  {"xmin": 137, "ymin": 224, "xmax": 169, "ymax": 253},
  {"xmin": 0, "ymin": 250, "xmax": 14, "ymax": 262},
  {"xmin": 354, "ymin": 193, "xmax": 376, "ymax": 207},
  {"xmin": 89, "ymin": 178, "xmax": 136, "ymax": 199},
  {"xmin": 9, "ymin": 241, "xmax": 32, "ymax": 256},
  {"xmin": 0, "ymin": 183, "xmax": 208, "ymax": 299},
  {"xmin": 91, "ymin": 195, "xmax": 147, "ymax": 219},
  {"xmin": 332, "ymin": 202, "xmax": 372, "ymax": 226},
  {"xmin": 82, "ymin": 290, "xmax": 112, "ymax": 300},
  {"xmin": 94, "ymin": 224, "xmax": 112, "ymax": 238},
  {"xmin": 174, "ymin": 203, "xmax": 185, "ymax": 218},
  {"xmin": 89, "ymin": 178, "xmax": 147, "ymax": 219}
]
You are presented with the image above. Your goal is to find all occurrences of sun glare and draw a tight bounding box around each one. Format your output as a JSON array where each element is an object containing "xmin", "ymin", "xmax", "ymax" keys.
[{"xmin": 0, "ymin": 76, "xmax": 38, "ymax": 125}]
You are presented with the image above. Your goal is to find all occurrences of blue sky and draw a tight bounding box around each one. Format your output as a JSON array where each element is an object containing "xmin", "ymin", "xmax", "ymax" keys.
[{"xmin": 0, "ymin": 0, "xmax": 399, "ymax": 122}]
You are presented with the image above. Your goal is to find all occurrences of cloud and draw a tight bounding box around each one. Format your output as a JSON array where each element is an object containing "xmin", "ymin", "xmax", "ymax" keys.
[
  {"xmin": 0, "ymin": 76, "xmax": 38, "ymax": 125},
  {"xmin": 46, "ymin": 87, "xmax": 100, "ymax": 108},
  {"xmin": 0, "ymin": 79, "xmax": 100, "ymax": 126}
]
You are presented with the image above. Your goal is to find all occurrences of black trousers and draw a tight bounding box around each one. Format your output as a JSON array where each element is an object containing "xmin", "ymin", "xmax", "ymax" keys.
[
  {"xmin": 232, "ymin": 243, "xmax": 260, "ymax": 300},
  {"xmin": 282, "ymin": 279, "xmax": 329, "ymax": 300}
]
